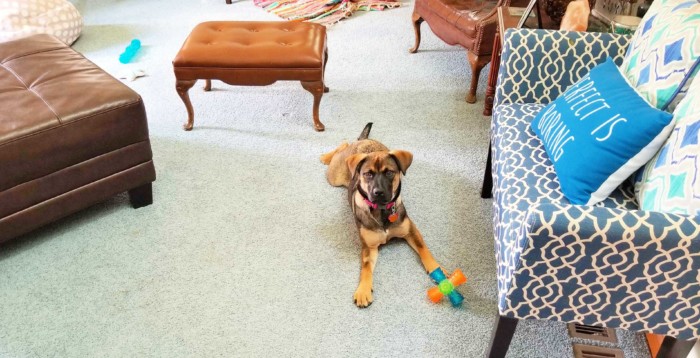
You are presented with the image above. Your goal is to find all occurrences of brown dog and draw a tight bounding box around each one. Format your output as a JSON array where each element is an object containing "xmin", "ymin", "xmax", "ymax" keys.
[{"xmin": 320, "ymin": 123, "xmax": 441, "ymax": 307}]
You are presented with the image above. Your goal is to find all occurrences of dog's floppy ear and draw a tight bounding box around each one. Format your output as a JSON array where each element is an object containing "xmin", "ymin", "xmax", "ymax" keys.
[
  {"xmin": 346, "ymin": 153, "xmax": 368, "ymax": 177},
  {"xmin": 389, "ymin": 150, "xmax": 413, "ymax": 175}
]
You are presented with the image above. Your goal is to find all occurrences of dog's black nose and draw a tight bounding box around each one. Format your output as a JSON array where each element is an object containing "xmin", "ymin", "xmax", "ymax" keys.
[{"xmin": 372, "ymin": 189, "xmax": 384, "ymax": 198}]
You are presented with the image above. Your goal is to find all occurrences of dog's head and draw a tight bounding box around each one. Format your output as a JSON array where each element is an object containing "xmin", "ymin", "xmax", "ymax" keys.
[{"xmin": 346, "ymin": 150, "xmax": 413, "ymax": 205}]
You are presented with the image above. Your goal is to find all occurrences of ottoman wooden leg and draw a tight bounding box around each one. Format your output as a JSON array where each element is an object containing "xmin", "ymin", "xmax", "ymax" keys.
[
  {"xmin": 301, "ymin": 81, "xmax": 325, "ymax": 132},
  {"xmin": 176, "ymin": 79, "xmax": 197, "ymax": 131},
  {"xmin": 204, "ymin": 79, "xmax": 212, "ymax": 92},
  {"xmin": 323, "ymin": 52, "xmax": 330, "ymax": 93}
]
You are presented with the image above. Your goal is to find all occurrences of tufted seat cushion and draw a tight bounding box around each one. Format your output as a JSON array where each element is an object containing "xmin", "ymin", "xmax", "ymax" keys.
[
  {"xmin": 0, "ymin": 34, "xmax": 149, "ymax": 191},
  {"xmin": 173, "ymin": 21, "xmax": 326, "ymax": 69},
  {"xmin": 172, "ymin": 20, "xmax": 329, "ymax": 132},
  {"xmin": 0, "ymin": 34, "xmax": 155, "ymax": 242},
  {"xmin": 415, "ymin": 0, "xmax": 498, "ymax": 54}
]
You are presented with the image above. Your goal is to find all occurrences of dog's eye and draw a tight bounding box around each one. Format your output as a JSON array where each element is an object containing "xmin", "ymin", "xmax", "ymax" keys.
[
  {"xmin": 363, "ymin": 172, "xmax": 374, "ymax": 179},
  {"xmin": 385, "ymin": 170, "xmax": 395, "ymax": 178}
]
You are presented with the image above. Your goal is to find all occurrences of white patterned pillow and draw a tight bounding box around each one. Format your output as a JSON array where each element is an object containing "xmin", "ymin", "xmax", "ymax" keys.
[
  {"xmin": 620, "ymin": 0, "xmax": 700, "ymax": 111},
  {"xmin": 0, "ymin": 0, "xmax": 83, "ymax": 45},
  {"xmin": 636, "ymin": 77, "xmax": 700, "ymax": 215}
]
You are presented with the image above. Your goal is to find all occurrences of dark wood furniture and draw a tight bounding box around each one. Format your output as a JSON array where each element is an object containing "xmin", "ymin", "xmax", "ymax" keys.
[
  {"xmin": 483, "ymin": 6, "xmax": 520, "ymax": 116},
  {"xmin": 173, "ymin": 21, "xmax": 329, "ymax": 132},
  {"xmin": 648, "ymin": 335, "xmax": 697, "ymax": 358},
  {"xmin": 410, "ymin": 0, "xmax": 507, "ymax": 104}
]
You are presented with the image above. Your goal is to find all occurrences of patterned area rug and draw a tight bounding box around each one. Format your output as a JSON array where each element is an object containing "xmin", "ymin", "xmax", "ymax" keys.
[{"xmin": 253, "ymin": 0, "xmax": 400, "ymax": 25}]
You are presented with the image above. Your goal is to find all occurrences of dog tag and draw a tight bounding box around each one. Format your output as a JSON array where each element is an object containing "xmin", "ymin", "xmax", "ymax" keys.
[{"xmin": 387, "ymin": 204, "xmax": 398, "ymax": 223}]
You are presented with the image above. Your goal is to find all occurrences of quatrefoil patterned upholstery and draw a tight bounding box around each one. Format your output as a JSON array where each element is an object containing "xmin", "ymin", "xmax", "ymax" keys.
[
  {"xmin": 490, "ymin": 29, "xmax": 700, "ymax": 340},
  {"xmin": 494, "ymin": 29, "xmax": 631, "ymax": 106}
]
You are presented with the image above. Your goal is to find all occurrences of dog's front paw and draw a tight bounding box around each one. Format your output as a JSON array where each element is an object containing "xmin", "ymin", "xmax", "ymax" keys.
[
  {"xmin": 353, "ymin": 284, "xmax": 373, "ymax": 308},
  {"xmin": 319, "ymin": 152, "xmax": 333, "ymax": 165}
]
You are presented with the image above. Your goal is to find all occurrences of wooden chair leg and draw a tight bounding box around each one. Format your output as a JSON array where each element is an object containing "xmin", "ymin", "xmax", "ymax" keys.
[
  {"xmin": 301, "ymin": 81, "xmax": 326, "ymax": 132},
  {"xmin": 481, "ymin": 141, "xmax": 493, "ymax": 199},
  {"xmin": 485, "ymin": 314, "xmax": 518, "ymax": 358},
  {"xmin": 466, "ymin": 52, "xmax": 489, "ymax": 104},
  {"xmin": 409, "ymin": 12, "xmax": 424, "ymax": 53},
  {"xmin": 226, "ymin": 0, "xmax": 232, "ymax": 3},
  {"xmin": 128, "ymin": 183, "xmax": 153, "ymax": 209},
  {"xmin": 657, "ymin": 337, "xmax": 697, "ymax": 358},
  {"xmin": 324, "ymin": 51, "xmax": 330, "ymax": 93},
  {"xmin": 176, "ymin": 79, "xmax": 197, "ymax": 131},
  {"xmin": 204, "ymin": 79, "xmax": 211, "ymax": 92},
  {"xmin": 483, "ymin": 32, "xmax": 502, "ymax": 116}
]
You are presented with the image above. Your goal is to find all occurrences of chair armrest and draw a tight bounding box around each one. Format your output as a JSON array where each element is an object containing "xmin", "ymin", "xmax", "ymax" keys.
[
  {"xmin": 494, "ymin": 29, "xmax": 632, "ymax": 107},
  {"xmin": 506, "ymin": 203, "xmax": 700, "ymax": 339}
]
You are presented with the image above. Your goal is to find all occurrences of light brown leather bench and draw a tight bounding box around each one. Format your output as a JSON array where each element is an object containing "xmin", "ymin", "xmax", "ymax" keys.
[
  {"xmin": 0, "ymin": 34, "xmax": 156, "ymax": 244},
  {"xmin": 173, "ymin": 21, "xmax": 329, "ymax": 132}
]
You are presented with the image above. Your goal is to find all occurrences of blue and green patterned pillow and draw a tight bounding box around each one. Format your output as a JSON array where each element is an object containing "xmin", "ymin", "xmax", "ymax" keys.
[
  {"xmin": 636, "ymin": 77, "xmax": 700, "ymax": 215},
  {"xmin": 620, "ymin": 0, "xmax": 700, "ymax": 112}
]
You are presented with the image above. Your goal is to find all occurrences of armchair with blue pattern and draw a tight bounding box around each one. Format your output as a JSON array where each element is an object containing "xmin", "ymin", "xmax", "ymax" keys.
[{"xmin": 482, "ymin": 28, "xmax": 700, "ymax": 358}]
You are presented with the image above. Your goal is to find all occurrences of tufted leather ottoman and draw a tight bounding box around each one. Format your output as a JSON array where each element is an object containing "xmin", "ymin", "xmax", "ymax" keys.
[
  {"xmin": 173, "ymin": 21, "xmax": 329, "ymax": 132},
  {"xmin": 0, "ymin": 34, "xmax": 156, "ymax": 244}
]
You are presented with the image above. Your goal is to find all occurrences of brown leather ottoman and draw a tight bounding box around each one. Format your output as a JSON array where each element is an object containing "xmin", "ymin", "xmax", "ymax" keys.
[
  {"xmin": 173, "ymin": 21, "xmax": 329, "ymax": 132},
  {"xmin": 0, "ymin": 34, "xmax": 156, "ymax": 244}
]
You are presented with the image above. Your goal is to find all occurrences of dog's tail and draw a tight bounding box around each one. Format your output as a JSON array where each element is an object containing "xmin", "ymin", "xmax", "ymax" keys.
[{"xmin": 358, "ymin": 122, "xmax": 373, "ymax": 140}]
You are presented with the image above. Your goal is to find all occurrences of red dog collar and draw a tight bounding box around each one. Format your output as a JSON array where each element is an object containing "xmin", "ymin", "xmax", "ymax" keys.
[{"xmin": 363, "ymin": 199, "xmax": 395, "ymax": 211}]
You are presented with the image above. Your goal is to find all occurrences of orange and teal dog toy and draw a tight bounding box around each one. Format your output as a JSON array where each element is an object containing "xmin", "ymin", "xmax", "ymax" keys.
[{"xmin": 427, "ymin": 268, "xmax": 467, "ymax": 307}]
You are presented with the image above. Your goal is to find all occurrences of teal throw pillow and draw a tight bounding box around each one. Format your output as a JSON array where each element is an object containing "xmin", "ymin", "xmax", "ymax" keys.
[{"xmin": 532, "ymin": 58, "xmax": 674, "ymax": 205}]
